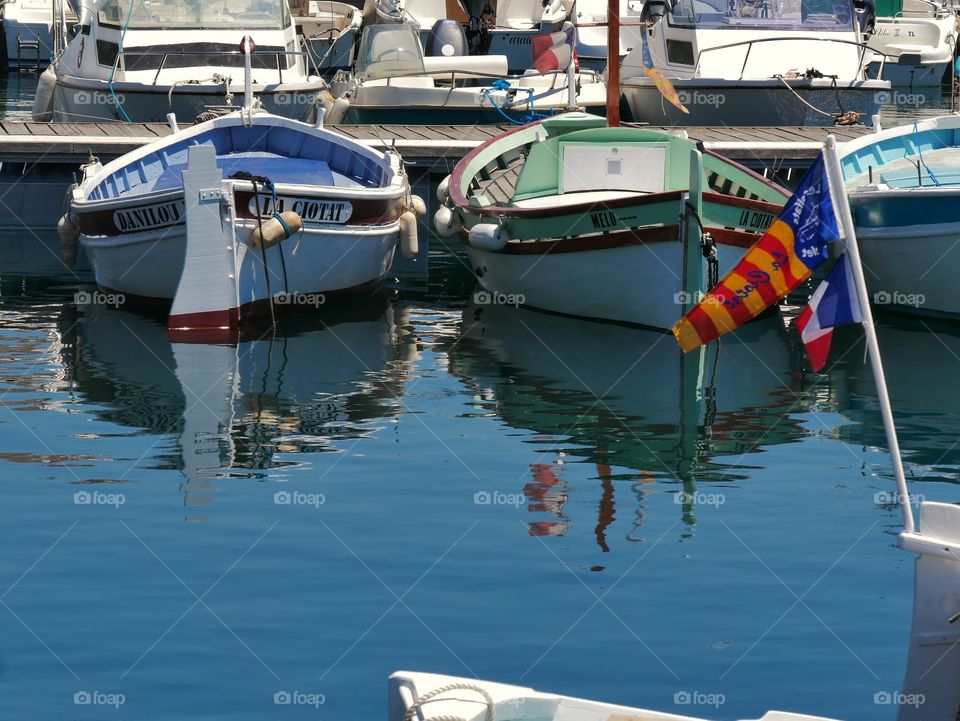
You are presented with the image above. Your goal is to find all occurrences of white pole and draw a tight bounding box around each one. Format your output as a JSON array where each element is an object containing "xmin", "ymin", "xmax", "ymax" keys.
[
  {"xmin": 243, "ymin": 36, "xmax": 254, "ymax": 113},
  {"xmin": 823, "ymin": 135, "xmax": 915, "ymax": 535},
  {"xmin": 565, "ymin": 22, "xmax": 577, "ymax": 111}
]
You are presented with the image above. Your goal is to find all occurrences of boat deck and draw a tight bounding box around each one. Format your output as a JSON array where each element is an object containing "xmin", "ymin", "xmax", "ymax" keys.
[{"xmin": 0, "ymin": 121, "xmax": 874, "ymax": 169}]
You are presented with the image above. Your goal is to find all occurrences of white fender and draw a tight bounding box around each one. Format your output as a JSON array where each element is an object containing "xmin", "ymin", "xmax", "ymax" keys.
[
  {"xmin": 433, "ymin": 205, "xmax": 460, "ymax": 238},
  {"xmin": 31, "ymin": 66, "xmax": 56, "ymax": 122},
  {"xmin": 409, "ymin": 194, "xmax": 427, "ymax": 219},
  {"xmin": 325, "ymin": 96, "xmax": 350, "ymax": 125},
  {"xmin": 399, "ymin": 211, "xmax": 419, "ymax": 260},
  {"xmin": 467, "ymin": 223, "xmax": 508, "ymax": 252},
  {"xmin": 436, "ymin": 175, "xmax": 451, "ymax": 204},
  {"xmin": 57, "ymin": 213, "xmax": 80, "ymax": 267},
  {"xmin": 250, "ymin": 211, "xmax": 303, "ymax": 249}
]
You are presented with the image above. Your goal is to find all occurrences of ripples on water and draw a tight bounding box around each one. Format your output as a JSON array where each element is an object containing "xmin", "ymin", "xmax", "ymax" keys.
[
  {"xmin": 0, "ymin": 231, "xmax": 956, "ymax": 721},
  {"xmin": 0, "ymin": 78, "xmax": 957, "ymax": 721}
]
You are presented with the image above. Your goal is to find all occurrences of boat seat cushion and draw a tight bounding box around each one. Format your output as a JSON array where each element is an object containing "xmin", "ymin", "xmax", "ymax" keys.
[{"xmin": 149, "ymin": 152, "xmax": 337, "ymax": 193}]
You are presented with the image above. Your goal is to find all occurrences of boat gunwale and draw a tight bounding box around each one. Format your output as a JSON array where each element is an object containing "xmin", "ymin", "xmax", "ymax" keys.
[{"xmin": 73, "ymin": 110, "xmax": 404, "ymax": 208}]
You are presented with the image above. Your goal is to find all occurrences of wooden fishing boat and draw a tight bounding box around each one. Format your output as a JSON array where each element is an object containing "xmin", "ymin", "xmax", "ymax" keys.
[
  {"xmin": 435, "ymin": 112, "xmax": 789, "ymax": 329},
  {"xmin": 838, "ymin": 114, "xmax": 960, "ymax": 318},
  {"xmin": 63, "ymin": 42, "xmax": 422, "ymax": 341}
]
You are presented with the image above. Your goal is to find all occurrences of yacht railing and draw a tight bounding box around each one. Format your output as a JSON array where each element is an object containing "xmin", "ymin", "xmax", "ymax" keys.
[
  {"xmin": 109, "ymin": 48, "xmax": 311, "ymax": 86},
  {"xmin": 689, "ymin": 36, "xmax": 892, "ymax": 81},
  {"xmin": 359, "ymin": 67, "xmax": 603, "ymax": 85}
]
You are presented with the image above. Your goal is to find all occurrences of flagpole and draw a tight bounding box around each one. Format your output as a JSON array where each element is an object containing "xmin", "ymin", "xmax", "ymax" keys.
[
  {"xmin": 606, "ymin": 0, "xmax": 620, "ymax": 126},
  {"xmin": 823, "ymin": 135, "xmax": 915, "ymax": 535},
  {"xmin": 565, "ymin": 22, "xmax": 577, "ymax": 110}
]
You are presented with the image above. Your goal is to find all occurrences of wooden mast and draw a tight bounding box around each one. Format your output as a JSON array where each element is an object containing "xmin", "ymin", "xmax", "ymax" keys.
[{"xmin": 606, "ymin": 0, "xmax": 620, "ymax": 126}]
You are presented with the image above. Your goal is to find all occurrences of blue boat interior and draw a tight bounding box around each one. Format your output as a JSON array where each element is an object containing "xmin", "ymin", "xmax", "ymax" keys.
[
  {"xmin": 88, "ymin": 123, "xmax": 391, "ymax": 201},
  {"xmin": 841, "ymin": 125, "xmax": 960, "ymax": 190}
]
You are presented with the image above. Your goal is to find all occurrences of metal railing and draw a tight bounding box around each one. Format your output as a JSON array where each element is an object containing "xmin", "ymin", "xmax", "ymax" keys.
[
  {"xmin": 686, "ymin": 36, "xmax": 893, "ymax": 81},
  {"xmin": 109, "ymin": 48, "xmax": 311, "ymax": 86}
]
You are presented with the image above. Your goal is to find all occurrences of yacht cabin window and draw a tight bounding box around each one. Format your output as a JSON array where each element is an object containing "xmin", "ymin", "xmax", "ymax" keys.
[
  {"xmin": 97, "ymin": 0, "xmax": 292, "ymax": 30},
  {"xmin": 668, "ymin": 0, "xmax": 855, "ymax": 30}
]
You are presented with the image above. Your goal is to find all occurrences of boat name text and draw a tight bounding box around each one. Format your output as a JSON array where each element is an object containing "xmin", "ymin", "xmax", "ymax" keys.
[
  {"xmin": 112, "ymin": 201, "xmax": 185, "ymax": 232},
  {"xmin": 250, "ymin": 197, "xmax": 353, "ymax": 224}
]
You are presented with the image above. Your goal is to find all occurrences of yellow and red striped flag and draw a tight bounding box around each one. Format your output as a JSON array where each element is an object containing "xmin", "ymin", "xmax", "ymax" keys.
[
  {"xmin": 672, "ymin": 155, "xmax": 839, "ymax": 352},
  {"xmin": 640, "ymin": 32, "xmax": 688, "ymax": 114}
]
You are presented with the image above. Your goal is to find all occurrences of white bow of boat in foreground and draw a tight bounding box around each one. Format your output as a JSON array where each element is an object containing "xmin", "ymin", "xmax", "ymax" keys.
[{"xmin": 390, "ymin": 493, "xmax": 960, "ymax": 720}]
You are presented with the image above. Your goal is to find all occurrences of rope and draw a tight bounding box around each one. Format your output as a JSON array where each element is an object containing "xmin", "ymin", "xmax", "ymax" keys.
[
  {"xmin": 401, "ymin": 683, "xmax": 495, "ymax": 721},
  {"xmin": 481, "ymin": 78, "xmax": 546, "ymax": 125},
  {"xmin": 773, "ymin": 75, "xmax": 860, "ymax": 126},
  {"xmin": 250, "ymin": 178, "xmax": 277, "ymax": 329},
  {"xmin": 913, "ymin": 121, "xmax": 941, "ymax": 187}
]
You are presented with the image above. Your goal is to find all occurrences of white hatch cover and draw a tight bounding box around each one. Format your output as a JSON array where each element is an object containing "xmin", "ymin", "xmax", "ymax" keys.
[{"xmin": 559, "ymin": 143, "xmax": 666, "ymax": 195}]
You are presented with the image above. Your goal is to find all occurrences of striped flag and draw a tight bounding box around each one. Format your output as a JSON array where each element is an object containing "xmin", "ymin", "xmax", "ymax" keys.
[
  {"xmin": 673, "ymin": 155, "xmax": 839, "ymax": 352},
  {"xmin": 795, "ymin": 253, "xmax": 862, "ymax": 371},
  {"xmin": 532, "ymin": 23, "xmax": 576, "ymax": 74},
  {"xmin": 640, "ymin": 31, "xmax": 688, "ymax": 114}
]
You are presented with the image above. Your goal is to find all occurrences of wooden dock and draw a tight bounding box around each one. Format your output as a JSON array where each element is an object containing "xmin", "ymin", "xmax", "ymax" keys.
[{"xmin": 0, "ymin": 121, "xmax": 873, "ymax": 169}]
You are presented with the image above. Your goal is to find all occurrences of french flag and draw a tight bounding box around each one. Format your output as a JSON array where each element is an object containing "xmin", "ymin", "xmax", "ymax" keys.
[
  {"xmin": 531, "ymin": 23, "xmax": 576, "ymax": 75},
  {"xmin": 795, "ymin": 252, "xmax": 863, "ymax": 372}
]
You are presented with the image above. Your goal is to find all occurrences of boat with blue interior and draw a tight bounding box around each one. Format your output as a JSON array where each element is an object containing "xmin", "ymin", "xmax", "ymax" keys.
[
  {"xmin": 838, "ymin": 114, "xmax": 960, "ymax": 318},
  {"xmin": 63, "ymin": 44, "xmax": 421, "ymax": 340}
]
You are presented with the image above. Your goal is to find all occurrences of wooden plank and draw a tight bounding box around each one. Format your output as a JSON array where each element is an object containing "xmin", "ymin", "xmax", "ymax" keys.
[
  {"xmin": 0, "ymin": 122, "xmax": 33, "ymax": 136},
  {"xmin": 384, "ymin": 125, "xmax": 435, "ymax": 141}
]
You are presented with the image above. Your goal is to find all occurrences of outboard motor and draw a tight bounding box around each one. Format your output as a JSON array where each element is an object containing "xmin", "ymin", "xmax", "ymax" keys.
[
  {"xmin": 425, "ymin": 19, "xmax": 469, "ymax": 57},
  {"xmin": 640, "ymin": 0, "xmax": 667, "ymax": 23}
]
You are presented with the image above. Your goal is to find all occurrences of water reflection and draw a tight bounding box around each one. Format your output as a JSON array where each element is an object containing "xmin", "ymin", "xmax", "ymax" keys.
[
  {"xmin": 449, "ymin": 303, "xmax": 812, "ymax": 544},
  {"xmin": 834, "ymin": 316, "xmax": 960, "ymax": 485},
  {"xmin": 69, "ymin": 299, "xmax": 416, "ymax": 515}
]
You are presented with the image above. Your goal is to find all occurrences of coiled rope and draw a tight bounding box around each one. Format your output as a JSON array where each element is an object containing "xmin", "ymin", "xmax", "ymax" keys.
[{"xmin": 401, "ymin": 682, "xmax": 496, "ymax": 721}]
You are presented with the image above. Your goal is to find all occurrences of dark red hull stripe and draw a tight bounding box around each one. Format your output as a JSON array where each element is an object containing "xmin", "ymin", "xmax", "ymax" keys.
[
  {"xmin": 76, "ymin": 194, "xmax": 403, "ymax": 237},
  {"xmin": 465, "ymin": 223, "xmax": 763, "ymax": 255}
]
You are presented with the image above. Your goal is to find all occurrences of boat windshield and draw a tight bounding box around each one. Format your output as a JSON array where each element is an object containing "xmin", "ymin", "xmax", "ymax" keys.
[
  {"xmin": 97, "ymin": 0, "xmax": 292, "ymax": 30},
  {"xmin": 354, "ymin": 25, "xmax": 425, "ymax": 79},
  {"xmin": 670, "ymin": 0, "xmax": 855, "ymax": 30}
]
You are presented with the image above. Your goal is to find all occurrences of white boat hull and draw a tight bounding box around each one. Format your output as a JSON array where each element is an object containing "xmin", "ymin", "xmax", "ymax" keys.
[
  {"xmin": 867, "ymin": 59, "xmax": 949, "ymax": 86},
  {"xmin": 466, "ymin": 240, "xmax": 744, "ymax": 330},
  {"xmin": 852, "ymin": 219, "xmax": 960, "ymax": 317},
  {"xmin": 621, "ymin": 78, "xmax": 886, "ymax": 126},
  {"xmin": 82, "ymin": 221, "xmax": 398, "ymax": 303}
]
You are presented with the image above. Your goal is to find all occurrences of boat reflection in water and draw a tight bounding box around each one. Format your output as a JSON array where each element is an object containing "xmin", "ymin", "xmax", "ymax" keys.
[
  {"xmin": 71, "ymin": 297, "xmax": 416, "ymax": 517},
  {"xmin": 448, "ymin": 302, "xmax": 809, "ymax": 546},
  {"xmin": 834, "ymin": 316, "xmax": 960, "ymax": 485}
]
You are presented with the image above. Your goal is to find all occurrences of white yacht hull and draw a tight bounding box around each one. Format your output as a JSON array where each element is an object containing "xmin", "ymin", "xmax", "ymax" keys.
[
  {"xmin": 51, "ymin": 76, "xmax": 321, "ymax": 123},
  {"xmin": 4, "ymin": 22, "xmax": 52, "ymax": 67},
  {"xmin": 621, "ymin": 78, "xmax": 887, "ymax": 126},
  {"xmin": 867, "ymin": 58, "xmax": 950, "ymax": 86}
]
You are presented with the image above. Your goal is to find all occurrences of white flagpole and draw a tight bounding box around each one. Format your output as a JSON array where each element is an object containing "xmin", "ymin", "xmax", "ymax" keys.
[
  {"xmin": 565, "ymin": 22, "xmax": 577, "ymax": 111},
  {"xmin": 822, "ymin": 135, "xmax": 915, "ymax": 534}
]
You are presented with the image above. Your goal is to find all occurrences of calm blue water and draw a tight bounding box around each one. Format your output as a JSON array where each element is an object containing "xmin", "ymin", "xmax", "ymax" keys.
[
  {"xmin": 0, "ymin": 74, "xmax": 958, "ymax": 721},
  {"xmin": 0, "ymin": 230, "xmax": 955, "ymax": 721}
]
